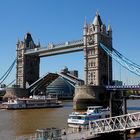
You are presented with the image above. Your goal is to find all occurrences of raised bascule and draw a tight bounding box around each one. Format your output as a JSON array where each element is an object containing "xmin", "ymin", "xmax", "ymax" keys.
[{"xmin": 8, "ymin": 11, "xmax": 139, "ymax": 113}]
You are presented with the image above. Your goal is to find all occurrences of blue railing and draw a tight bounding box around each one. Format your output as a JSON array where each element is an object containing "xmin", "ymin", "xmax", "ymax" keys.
[{"xmin": 106, "ymin": 85, "xmax": 140, "ymax": 90}]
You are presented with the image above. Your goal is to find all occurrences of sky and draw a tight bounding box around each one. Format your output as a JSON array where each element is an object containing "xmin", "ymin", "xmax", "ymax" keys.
[{"xmin": 0, "ymin": 0, "xmax": 140, "ymax": 85}]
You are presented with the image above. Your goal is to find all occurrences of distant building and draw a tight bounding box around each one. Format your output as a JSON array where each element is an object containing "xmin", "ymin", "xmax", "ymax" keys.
[
  {"xmin": 69, "ymin": 70, "xmax": 78, "ymax": 78},
  {"xmin": 46, "ymin": 67, "xmax": 84, "ymax": 99},
  {"xmin": 46, "ymin": 77, "xmax": 74, "ymax": 99},
  {"xmin": 61, "ymin": 66, "xmax": 78, "ymax": 77}
]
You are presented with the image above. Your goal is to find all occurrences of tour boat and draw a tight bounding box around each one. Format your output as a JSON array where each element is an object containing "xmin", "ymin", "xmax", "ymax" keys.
[
  {"xmin": 1, "ymin": 95, "xmax": 63, "ymax": 109},
  {"xmin": 67, "ymin": 106, "xmax": 110, "ymax": 128}
]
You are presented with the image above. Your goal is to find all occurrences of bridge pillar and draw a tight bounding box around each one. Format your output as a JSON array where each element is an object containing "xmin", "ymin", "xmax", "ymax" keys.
[
  {"xmin": 111, "ymin": 90, "xmax": 123, "ymax": 116},
  {"xmin": 83, "ymin": 11, "xmax": 112, "ymax": 86},
  {"xmin": 73, "ymin": 85, "xmax": 109, "ymax": 110},
  {"xmin": 3, "ymin": 86, "xmax": 28, "ymax": 100},
  {"xmin": 74, "ymin": 11, "xmax": 112, "ymax": 110}
]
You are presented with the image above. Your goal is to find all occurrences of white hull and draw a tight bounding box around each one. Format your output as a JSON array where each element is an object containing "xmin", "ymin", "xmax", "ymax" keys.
[
  {"xmin": 2, "ymin": 97, "xmax": 63, "ymax": 109},
  {"xmin": 67, "ymin": 106, "xmax": 110, "ymax": 128}
]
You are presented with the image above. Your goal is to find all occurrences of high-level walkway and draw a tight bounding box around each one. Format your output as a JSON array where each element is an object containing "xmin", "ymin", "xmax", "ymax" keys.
[{"xmin": 24, "ymin": 39, "xmax": 84, "ymax": 57}]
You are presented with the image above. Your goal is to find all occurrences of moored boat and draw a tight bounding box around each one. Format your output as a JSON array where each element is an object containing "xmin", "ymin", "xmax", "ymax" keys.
[
  {"xmin": 1, "ymin": 95, "xmax": 63, "ymax": 109},
  {"xmin": 67, "ymin": 106, "xmax": 110, "ymax": 128}
]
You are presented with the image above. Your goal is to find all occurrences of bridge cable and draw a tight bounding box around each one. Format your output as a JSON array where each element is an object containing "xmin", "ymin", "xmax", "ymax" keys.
[
  {"xmin": 100, "ymin": 43, "xmax": 140, "ymax": 77},
  {"xmin": 0, "ymin": 59, "xmax": 16, "ymax": 81},
  {"xmin": 6, "ymin": 79, "xmax": 16, "ymax": 87},
  {"xmin": 113, "ymin": 48, "xmax": 140, "ymax": 68},
  {"xmin": 0, "ymin": 59, "xmax": 16, "ymax": 84}
]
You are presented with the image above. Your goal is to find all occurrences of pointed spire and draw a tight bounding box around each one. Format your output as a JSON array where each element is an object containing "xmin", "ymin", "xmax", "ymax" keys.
[
  {"xmin": 107, "ymin": 20, "xmax": 112, "ymax": 37},
  {"xmin": 108, "ymin": 20, "xmax": 112, "ymax": 32},
  {"xmin": 83, "ymin": 16, "xmax": 88, "ymax": 36},
  {"xmin": 107, "ymin": 24, "xmax": 112, "ymax": 32},
  {"xmin": 96, "ymin": 10, "xmax": 99, "ymax": 16},
  {"xmin": 24, "ymin": 32, "xmax": 32, "ymax": 41},
  {"xmin": 84, "ymin": 16, "xmax": 88, "ymax": 28},
  {"xmin": 93, "ymin": 10, "xmax": 103, "ymax": 26},
  {"xmin": 17, "ymin": 38, "xmax": 20, "ymax": 44},
  {"xmin": 38, "ymin": 39, "xmax": 41, "ymax": 47}
]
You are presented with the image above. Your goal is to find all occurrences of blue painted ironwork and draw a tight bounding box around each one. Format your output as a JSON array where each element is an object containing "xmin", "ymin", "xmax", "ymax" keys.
[
  {"xmin": 100, "ymin": 43, "xmax": 140, "ymax": 77},
  {"xmin": 106, "ymin": 85, "xmax": 140, "ymax": 90},
  {"xmin": 0, "ymin": 59, "xmax": 16, "ymax": 84}
]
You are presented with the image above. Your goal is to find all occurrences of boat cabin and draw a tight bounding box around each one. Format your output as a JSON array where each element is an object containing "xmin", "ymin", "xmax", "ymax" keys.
[{"xmin": 87, "ymin": 106, "xmax": 103, "ymax": 114}]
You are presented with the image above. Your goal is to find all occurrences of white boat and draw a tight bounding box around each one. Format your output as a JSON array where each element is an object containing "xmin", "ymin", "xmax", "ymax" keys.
[
  {"xmin": 67, "ymin": 106, "xmax": 110, "ymax": 128},
  {"xmin": 1, "ymin": 95, "xmax": 63, "ymax": 109}
]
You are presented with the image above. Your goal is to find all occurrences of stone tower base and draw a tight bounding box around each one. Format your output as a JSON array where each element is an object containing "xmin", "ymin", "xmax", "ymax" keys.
[
  {"xmin": 3, "ymin": 87, "xmax": 28, "ymax": 101},
  {"xmin": 73, "ymin": 85, "xmax": 109, "ymax": 110}
]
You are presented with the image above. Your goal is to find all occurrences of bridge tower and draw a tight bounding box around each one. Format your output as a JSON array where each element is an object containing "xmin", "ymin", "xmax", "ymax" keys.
[
  {"xmin": 16, "ymin": 33, "xmax": 40, "ymax": 88},
  {"xmin": 74, "ymin": 12, "xmax": 113, "ymax": 110},
  {"xmin": 84, "ymin": 11, "xmax": 112, "ymax": 86}
]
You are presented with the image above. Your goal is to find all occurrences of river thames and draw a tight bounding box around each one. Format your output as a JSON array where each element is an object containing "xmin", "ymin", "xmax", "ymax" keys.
[{"xmin": 0, "ymin": 99, "xmax": 140, "ymax": 140}]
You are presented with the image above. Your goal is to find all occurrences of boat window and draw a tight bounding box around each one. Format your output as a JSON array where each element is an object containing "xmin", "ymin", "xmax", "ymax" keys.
[
  {"xmin": 85, "ymin": 117, "xmax": 89, "ymax": 120},
  {"xmin": 77, "ymin": 116, "xmax": 82, "ymax": 119},
  {"xmin": 96, "ymin": 109, "xmax": 99, "ymax": 113}
]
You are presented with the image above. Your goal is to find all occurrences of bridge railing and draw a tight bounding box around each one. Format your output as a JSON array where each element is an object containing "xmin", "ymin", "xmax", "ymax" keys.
[
  {"xmin": 25, "ymin": 39, "xmax": 83, "ymax": 54},
  {"xmin": 106, "ymin": 85, "xmax": 140, "ymax": 90},
  {"xmin": 54, "ymin": 39, "xmax": 83, "ymax": 48},
  {"xmin": 89, "ymin": 111, "xmax": 140, "ymax": 135}
]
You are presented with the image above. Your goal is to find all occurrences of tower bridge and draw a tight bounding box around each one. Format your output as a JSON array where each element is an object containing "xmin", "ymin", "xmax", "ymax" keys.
[
  {"xmin": 3, "ymin": 11, "xmax": 140, "ymax": 113},
  {"xmin": 16, "ymin": 11, "xmax": 113, "ymax": 89}
]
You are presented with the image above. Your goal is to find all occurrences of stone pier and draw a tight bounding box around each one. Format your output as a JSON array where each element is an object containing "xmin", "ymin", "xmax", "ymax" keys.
[
  {"xmin": 73, "ymin": 85, "xmax": 109, "ymax": 110},
  {"xmin": 3, "ymin": 86, "xmax": 28, "ymax": 100}
]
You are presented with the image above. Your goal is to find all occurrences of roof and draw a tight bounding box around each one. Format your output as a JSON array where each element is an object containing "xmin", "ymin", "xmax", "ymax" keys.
[
  {"xmin": 87, "ymin": 106, "xmax": 103, "ymax": 109},
  {"xmin": 93, "ymin": 11, "xmax": 103, "ymax": 26}
]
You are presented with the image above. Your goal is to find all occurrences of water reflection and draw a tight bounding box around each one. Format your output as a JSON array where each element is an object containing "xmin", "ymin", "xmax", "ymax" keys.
[{"xmin": 0, "ymin": 100, "xmax": 72, "ymax": 140}]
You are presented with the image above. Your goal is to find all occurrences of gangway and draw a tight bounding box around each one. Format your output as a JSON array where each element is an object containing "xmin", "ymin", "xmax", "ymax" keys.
[{"xmin": 89, "ymin": 111, "xmax": 140, "ymax": 135}]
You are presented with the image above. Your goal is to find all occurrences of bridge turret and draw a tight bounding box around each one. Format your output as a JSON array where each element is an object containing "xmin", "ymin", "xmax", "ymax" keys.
[
  {"xmin": 101, "ymin": 24, "xmax": 106, "ymax": 34},
  {"xmin": 93, "ymin": 11, "xmax": 102, "ymax": 33},
  {"xmin": 107, "ymin": 24, "xmax": 112, "ymax": 37},
  {"xmin": 24, "ymin": 32, "xmax": 35, "ymax": 49},
  {"xmin": 83, "ymin": 17, "xmax": 88, "ymax": 46},
  {"xmin": 83, "ymin": 17, "xmax": 88, "ymax": 36},
  {"xmin": 83, "ymin": 11, "xmax": 112, "ymax": 86}
]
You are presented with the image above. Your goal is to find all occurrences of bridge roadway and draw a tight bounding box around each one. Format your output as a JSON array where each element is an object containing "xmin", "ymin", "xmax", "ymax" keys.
[{"xmin": 24, "ymin": 39, "xmax": 84, "ymax": 57}]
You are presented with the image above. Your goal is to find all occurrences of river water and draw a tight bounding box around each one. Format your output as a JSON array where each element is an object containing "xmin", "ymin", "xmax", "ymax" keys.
[{"xmin": 0, "ymin": 100, "xmax": 140, "ymax": 140}]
